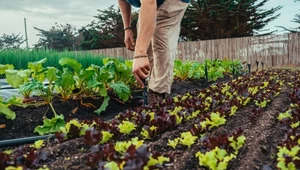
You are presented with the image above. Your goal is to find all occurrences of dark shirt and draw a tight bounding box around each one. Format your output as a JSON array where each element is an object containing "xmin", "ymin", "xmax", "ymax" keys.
[{"xmin": 126, "ymin": 0, "xmax": 189, "ymax": 8}]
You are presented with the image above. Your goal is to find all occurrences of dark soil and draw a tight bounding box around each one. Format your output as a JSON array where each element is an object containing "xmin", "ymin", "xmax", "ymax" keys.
[{"xmin": 0, "ymin": 77, "xmax": 225, "ymax": 141}]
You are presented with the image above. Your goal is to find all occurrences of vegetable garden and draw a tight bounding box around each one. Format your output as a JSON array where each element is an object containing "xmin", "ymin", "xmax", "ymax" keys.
[{"xmin": 0, "ymin": 57, "xmax": 299, "ymax": 170}]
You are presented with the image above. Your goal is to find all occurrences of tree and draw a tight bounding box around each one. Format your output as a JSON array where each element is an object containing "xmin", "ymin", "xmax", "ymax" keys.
[
  {"xmin": 180, "ymin": 0, "xmax": 282, "ymax": 41},
  {"xmin": 34, "ymin": 23, "xmax": 80, "ymax": 51},
  {"xmin": 0, "ymin": 33, "xmax": 24, "ymax": 50},
  {"xmin": 276, "ymin": 0, "xmax": 300, "ymax": 33},
  {"xmin": 79, "ymin": 6, "xmax": 138, "ymax": 50},
  {"xmin": 292, "ymin": 0, "xmax": 300, "ymax": 31}
]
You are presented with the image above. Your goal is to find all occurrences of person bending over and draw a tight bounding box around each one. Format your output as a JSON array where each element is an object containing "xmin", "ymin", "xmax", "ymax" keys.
[{"xmin": 118, "ymin": 0, "xmax": 189, "ymax": 105}]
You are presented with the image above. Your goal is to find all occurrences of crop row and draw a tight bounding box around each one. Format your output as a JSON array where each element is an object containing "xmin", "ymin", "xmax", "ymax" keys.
[
  {"xmin": 275, "ymin": 70, "xmax": 300, "ymax": 170},
  {"xmin": 0, "ymin": 68, "xmax": 292, "ymax": 170}
]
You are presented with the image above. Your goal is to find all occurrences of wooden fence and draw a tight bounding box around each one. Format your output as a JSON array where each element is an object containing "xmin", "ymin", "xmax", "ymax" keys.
[{"xmin": 88, "ymin": 33, "xmax": 300, "ymax": 67}]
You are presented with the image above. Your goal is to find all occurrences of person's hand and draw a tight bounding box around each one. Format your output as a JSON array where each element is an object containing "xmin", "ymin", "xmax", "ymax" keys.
[
  {"xmin": 124, "ymin": 29, "xmax": 135, "ymax": 51},
  {"xmin": 132, "ymin": 57, "xmax": 150, "ymax": 88}
]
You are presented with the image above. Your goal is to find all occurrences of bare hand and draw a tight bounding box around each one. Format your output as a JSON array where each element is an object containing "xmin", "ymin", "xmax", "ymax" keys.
[
  {"xmin": 124, "ymin": 29, "xmax": 135, "ymax": 51},
  {"xmin": 132, "ymin": 57, "xmax": 150, "ymax": 87}
]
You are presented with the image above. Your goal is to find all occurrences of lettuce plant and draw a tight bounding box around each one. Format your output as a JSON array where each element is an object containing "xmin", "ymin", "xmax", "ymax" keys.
[
  {"xmin": 179, "ymin": 132, "xmax": 198, "ymax": 148},
  {"xmin": 118, "ymin": 121, "xmax": 136, "ymax": 134},
  {"xmin": 228, "ymin": 135, "xmax": 246, "ymax": 154},
  {"xmin": 195, "ymin": 147, "xmax": 235, "ymax": 170}
]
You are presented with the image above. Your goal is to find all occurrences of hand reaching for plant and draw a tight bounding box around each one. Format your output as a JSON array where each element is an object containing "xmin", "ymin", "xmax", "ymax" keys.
[{"xmin": 132, "ymin": 57, "xmax": 150, "ymax": 88}]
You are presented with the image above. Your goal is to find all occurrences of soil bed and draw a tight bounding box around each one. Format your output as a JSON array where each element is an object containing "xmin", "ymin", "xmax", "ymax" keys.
[
  {"xmin": 0, "ymin": 77, "xmax": 227, "ymax": 140},
  {"xmin": 4, "ymin": 71, "xmax": 293, "ymax": 170}
]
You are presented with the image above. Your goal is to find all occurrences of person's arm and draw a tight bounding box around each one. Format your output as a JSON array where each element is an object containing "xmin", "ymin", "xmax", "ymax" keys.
[
  {"xmin": 118, "ymin": 0, "xmax": 135, "ymax": 51},
  {"xmin": 118, "ymin": 0, "xmax": 132, "ymax": 28},
  {"xmin": 134, "ymin": 0, "xmax": 157, "ymax": 56},
  {"xmin": 132, "ymin": 0, "xmax": 157, "ymax": 87}
]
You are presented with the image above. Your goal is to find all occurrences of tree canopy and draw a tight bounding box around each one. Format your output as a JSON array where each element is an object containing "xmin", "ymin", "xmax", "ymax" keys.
[
  {"xmin": 79, "ymin": 6, "xmax": 138, "ymax": 50},
  {"xmin": 31, "ymin": 1, "xmax": 284, "ymax": 50},
  {"xmin": 34, "ymin": 23, "xmax": 80, "ymax": 51},
  {"xmin": 0, "ymin": 33, "xmax": 24, "ymax": 50},
  {"xmin": 180, "ymin": 0, "xmax": 282, "ymax": 41}
]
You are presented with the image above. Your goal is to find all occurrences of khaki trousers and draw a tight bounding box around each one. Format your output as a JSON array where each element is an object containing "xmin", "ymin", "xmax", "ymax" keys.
[{"xmin": 146, "ymin": 0, "xmax": 188, "ymax": 94}]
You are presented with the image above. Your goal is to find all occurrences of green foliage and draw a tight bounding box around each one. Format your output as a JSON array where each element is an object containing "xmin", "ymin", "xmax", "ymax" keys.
[
  {"xmin": 201, "ymin": 112, "xmax": 226, "ymax": 130},
  {"xmin": 101, "ymin": 58, "xmax": 135, "ymax": 87},
  {"xmin": 59, "ymin": 119, "xmax": 90, "ymax": 137},
  {"xmin": 228, "ymin": 135, "xmax": 246, "ymax": 154},
  {"xmin": 59, "ymin": 58, "xmax": 82, "ymax": 75},
  {"xmin": 0, "ymin": 64, "xmax": 14, "ymax": 74},
  {"xmin": 181, "ymin": 0, "xmax": 282, "ymax": 40},
  {"xmin": 277, "ymin": 109, "xmax": 292, "ymax": 121},
  {"xmin": 79, "ymin": 6, "xmax": 138, "ymax": 50},
  {"xmin": 118, "ymin": 121, "xmax": 136, "ymax": 134},
  {"xmin": 174, "ymin": 59, "xmax": 245, "ymax": 81},
  {"xmin": 28, "ymin": 58, "xmax": 47, "ymax": 82},
  {"xmin": 174, "ymin": 60, "xmax": 203, "ymax": 80},
  {"xmin": 179, "ymin": 132, "xmax": 198, "ymax": 148},
  {"xmin": 94, "ymin": 96, "xmax": 110, "ymax": 115},
  {"xmin": 110, "ymin": 82, "xmax": 131, "ymax": 102},
  {"xmin": 0, "ymin": 97, "xmax": 16, "ymax": 120},
  {"xmin": 30, "ymin": 140, "xmax": 44, "ymax": 149},
  {"xmin": 34, "ymin": 114, "xmax": 65, "ymax": 135},
  {"xmin": 100, "ymin": 131, "xmax": 114, "ymax": 144},
  {"xmin": 115, "ymin": 137, "xmax": 144, "ymax": 154},
  {"xmin": 0, "ymin": 49, "xmax": 106, "ymax": 70},
  {"xmin": 168, "ymin": 138, "xmax": 179, "ymax": 149},
  {"xmin": 55, "ymin": 68, "xmax": 75, "ymax": 101},
  {"xmin": 18, "ymin": 79, "xmax": 44, "ymax": 98},
  {"xmin": 104, "ymin": 162, "xmax": 120, "ymax": 170},
  {"xmin": 254, "ymin": 100, "xmax": 268, "ymax": 108},
  {"xmin": 34, "ymin": 23, "xmax": 79, "ymax": 51},
  {"xmin": 195, "ymin": 147, "xmax": 236, "ymax": 170},
  {"xmin": 5, "ymin": 69, "xmax": 31, "ymax": 88},
  {"xmin": 146, "ymin": 155, "xmax": 170, "ymax": 169},
  {"xmin": 277, "ymin": 146, "xmax": 300, "ymax": 170},
  {"xmin": 0, "ymin": 33, "xmax": 24, "ymax": 50}
]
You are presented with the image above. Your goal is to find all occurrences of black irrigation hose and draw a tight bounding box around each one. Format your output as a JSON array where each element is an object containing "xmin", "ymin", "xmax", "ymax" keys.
[
  {"xmin": 0, "ymin": 134, "xmax": 53, "ymax": 148},
  {"xmin": 0, "ymin": 86, "xmax": 16, "ymax": 90}
]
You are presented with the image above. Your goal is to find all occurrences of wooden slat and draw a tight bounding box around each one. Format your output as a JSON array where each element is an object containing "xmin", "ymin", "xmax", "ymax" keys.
[{"xmin": 85, "ymin": 33, "xmax": 300, "ymax": 67}]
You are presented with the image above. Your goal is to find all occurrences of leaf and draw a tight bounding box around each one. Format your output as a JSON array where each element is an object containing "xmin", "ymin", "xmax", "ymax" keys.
[
  {"xmin": 104, "ymin": 161, "xmax": 120, "ymax": 170},
  {"xmin": 5, "ymin": 69, "xmax": 31, "ymax": 88},
  {"xmin": 0, "ymin": 64, "xmax": 14, "ymax": 74},
  {"xmin": 31, "ymin": 140, "xmax": 44, "ymax": 149},
  {"xmin": 125, "ymin": 60, "xmax": 133, "ymax": 68},
  {"xmin": 118, "ymin": 121, "xmax": 136, "ymax": 134},
  {"xmin": 109, "ymin": 82, "xmax": 131, "ymax": 101},
  {"xmin": 0, "ymin": 103, "xmax": 16, "ymax": 120},
  {"xmin": 18, "ymin": 79, "xmax": 44, "ymax": 96},
  {"xmin": 57, "ymin": 68, "xmax": 75, "ymax": 90},
  {"xmin": 216, "ymin": 148, "xmax": 227, "ymax": 160},
  {"xmin": 100, "ymin": 131, "xmax": 113, "ymax": 144},
  {"xmin": 94, "ymin": 96, "xmax": 110, "ymax": 115},
  {"xmin": 28, "ymin": 58, "xmax": 47, "ymax": 82},
  {"xmin": 46, "ymin": 67, "xmax": 58, "ymax": 82},
  {"xmin": 59, "ymin": 58, "xmax": 82, "ymax": 74},
  {"xmin": 34, "ymin": 114, "xmax": 65, "ymax": 135}
]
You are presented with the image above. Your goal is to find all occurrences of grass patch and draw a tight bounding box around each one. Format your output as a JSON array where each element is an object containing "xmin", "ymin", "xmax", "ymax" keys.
[{"xmin": 0, "ymin": 49, "xmax": 124, "ymax": 70}]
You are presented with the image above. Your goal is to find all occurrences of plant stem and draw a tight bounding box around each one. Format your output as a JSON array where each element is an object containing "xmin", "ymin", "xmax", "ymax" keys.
[{"xmin": 49, "ymin": 102, "xmax": 58, "ymax": 117}]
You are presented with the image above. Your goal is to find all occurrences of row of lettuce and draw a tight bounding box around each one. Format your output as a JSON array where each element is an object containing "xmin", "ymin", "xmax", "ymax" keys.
[
  {"xmin": 1, "ymin": 69, "xmax": 295, "ymax": 169},
  {"xmin": 276, "ymin": 73, "xmax": 300, "ymax": 170}
]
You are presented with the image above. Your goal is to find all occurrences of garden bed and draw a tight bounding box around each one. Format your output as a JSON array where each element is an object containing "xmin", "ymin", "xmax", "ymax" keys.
[
  {"xmin": 0, "ymin": 77, "xmax": 221, "ymax": 141},
  {"xmin": 1, "ymin": 69, "xmax": 298, "ymax": 170}
]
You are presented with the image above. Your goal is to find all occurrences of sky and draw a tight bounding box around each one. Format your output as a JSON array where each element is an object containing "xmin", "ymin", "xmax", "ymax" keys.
[{"xmin": 0, "ymin": 0, "xmax": 299, "ymax": 48}]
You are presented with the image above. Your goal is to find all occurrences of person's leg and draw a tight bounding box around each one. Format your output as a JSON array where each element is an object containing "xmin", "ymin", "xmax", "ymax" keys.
[{"xmin": 148, "ymin": 0, "xmax": 188, "ymax": 104}]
